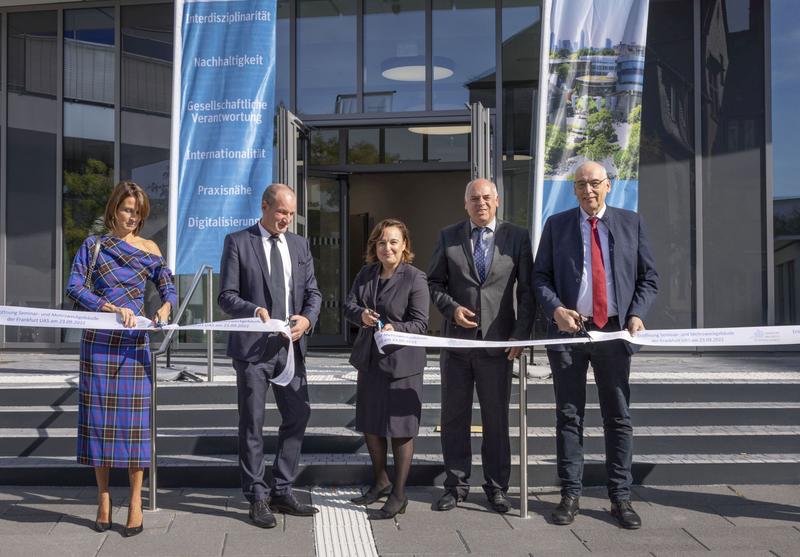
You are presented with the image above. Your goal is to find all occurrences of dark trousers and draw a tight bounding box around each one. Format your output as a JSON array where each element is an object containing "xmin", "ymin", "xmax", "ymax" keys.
[
  {"xmin": 440, "ymin": 348, "xmax": 512, "ymax": 496},
  {"xmin": 233, "ymin": 338, "xmax": 310, "ymax": 504},
  {"xmin": 547, "ymin": 319, "xmax": 633, "ymax": 501}
]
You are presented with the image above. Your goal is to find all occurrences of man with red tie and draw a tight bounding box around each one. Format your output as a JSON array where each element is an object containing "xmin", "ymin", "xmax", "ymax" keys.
[{"xmin": 533, "ymin": 161, "xmax": 658, "ymax": 529}]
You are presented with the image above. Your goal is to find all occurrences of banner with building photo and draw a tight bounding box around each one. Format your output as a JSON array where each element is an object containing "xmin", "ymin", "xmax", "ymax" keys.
[
  {"xmin": 534, "ymin": 0, "xmax": 649, "ymax": 230},
  {"xmin": 170, "ymin": 0, "xmax": 276, "ymax": 274}
]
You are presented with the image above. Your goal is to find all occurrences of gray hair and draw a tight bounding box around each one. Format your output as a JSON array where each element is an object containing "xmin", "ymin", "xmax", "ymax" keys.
[{"xmin": 464, "ymin": 179, "xmax": 498, "ymax": 200}]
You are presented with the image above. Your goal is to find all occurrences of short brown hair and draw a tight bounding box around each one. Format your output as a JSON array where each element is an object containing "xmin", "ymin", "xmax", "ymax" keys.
[
  {"xmin": 104, "ymin": 181, "xmax": 150, "ymax": 235},
  {"xmin": 365, "ymin": 218, "xmax": 415, "ymax": 264}
]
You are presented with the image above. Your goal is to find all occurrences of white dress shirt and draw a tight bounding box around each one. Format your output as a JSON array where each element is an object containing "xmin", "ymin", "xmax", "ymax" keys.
[
  {"xmin": 470, "ymin": 217, "xmax": 496, "ymax": 274},
  {"xmin": 576, "ymin": 206, "xmax": 618, "ymax": 318},
  {"xmin": 256, "ymin": 222, "xmax": 293, "ymax": 319}
]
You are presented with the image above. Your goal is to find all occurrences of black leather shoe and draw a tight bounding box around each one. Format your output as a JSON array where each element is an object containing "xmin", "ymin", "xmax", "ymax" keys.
[
  {"xmin": 435, "ymin": 490, "xmax": 466, "ymax": 511},
  {"xmin": 610, "ymin": 499, "xmax": 641, "ymax": 529},
  {"xmin": 551, "ymin": 495, "xmax": 580, "ymax": 525},
  {"xmin": 370, "ymin": 494, "xmax": 408, "ymax": 520},
  {"xmin": 123, "ymin": 523, "xmax": 143, "ymax": 537},
  {"xmin": 94, "ymin": 496, "xmax": 112, "ymax": 533},
  {"xmin": 351, "ymin": 483, "xmax": 393, "ymax": 505},
  {"xmin": 487, "ymin": 491, "xmax": 510, "ymax": 514},
  {"xmin": 249, "ymin": 499, "xmax": 278, "ymax": 529},
  {"xmin": 269, "ymin": 492, "xmax": 319, "ymax": 516}
]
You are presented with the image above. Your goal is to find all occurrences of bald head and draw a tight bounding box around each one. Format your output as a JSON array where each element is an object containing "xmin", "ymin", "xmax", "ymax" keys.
[
  {"xmin": 573, "ymin": 161, "xmax": 611, "ymax": 216},
  {"xmin": 262, "ymin": 183, "xmax": 295, "ymax": 207},
  {"xmin": 261, "ymin": 183, "xmax": 296, "ymax": 235},
  {"xmin": 574, "ymin": 161, "xmax": 608, "ymax": 181},
  {"xmin": 464, "ymin": 178, "xmax": 499, "ymax": 227}
]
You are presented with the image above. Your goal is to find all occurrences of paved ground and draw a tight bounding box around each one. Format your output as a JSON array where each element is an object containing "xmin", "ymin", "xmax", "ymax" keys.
[{"xmin": 0, "ymin": 484, "xmax": 797, "ymax": 556}]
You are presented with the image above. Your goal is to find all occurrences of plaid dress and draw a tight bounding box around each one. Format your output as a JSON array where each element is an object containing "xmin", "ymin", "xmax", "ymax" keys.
[{"xmin": 66, "ymin": 235, "xmax": 177, "ymax": 468}]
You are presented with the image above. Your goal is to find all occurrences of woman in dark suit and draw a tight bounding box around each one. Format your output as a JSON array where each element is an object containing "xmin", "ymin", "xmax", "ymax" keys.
[{"xmin": 344, "ymin": 218, "xmax": 430, "ymax": 519}]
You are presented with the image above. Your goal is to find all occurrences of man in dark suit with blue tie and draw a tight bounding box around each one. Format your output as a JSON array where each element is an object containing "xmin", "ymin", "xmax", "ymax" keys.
[
  {"xmin": 533, "ymin": 161, "xmax": 658, "ymax": 529},
  {"xmin": 218, "ymin": 183, "xmax": 322, "ymax": 529},
  {"xmin": 428, "ymin": 178, "xmax": 534, "ymax": 513}
]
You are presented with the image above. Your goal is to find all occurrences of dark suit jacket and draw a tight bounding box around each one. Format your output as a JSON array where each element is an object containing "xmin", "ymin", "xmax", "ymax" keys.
[
  {"xmin": 428, "ymin": 219, "xmax": 535, "ymax": 355},
  {"xmin": 218, "ymin": 224, "xmax": 322, "ymax": 362},
  {"xmin": 533, "ymin": 205, "xmax": 659, "ymax": 353},
  {"xmin": 343, "ymin": 262, "xmax": 430, "ymax": 379}
]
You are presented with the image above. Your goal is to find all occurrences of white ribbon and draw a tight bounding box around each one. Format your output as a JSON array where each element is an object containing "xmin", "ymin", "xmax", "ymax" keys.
[
  {"xmin": 375, "ymin": 325, "xmax": 800, "ymax": 353},
  {"xmin": 0, "ymin": 306, "xmax": 295, "ymax": 386}
]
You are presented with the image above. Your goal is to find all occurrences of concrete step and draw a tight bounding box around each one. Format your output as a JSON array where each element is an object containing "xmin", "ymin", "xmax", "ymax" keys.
[
  {"xmin": 1, "ymin": 380, "xmax": 799, "ymax": 406},
  {"xmin": 1, "ymin": 425, "xmax": 799, "ymax": 457},
  {"xmin": 3, "ymin": 401, "xmax": 799, "ymax": 429},
  {"xmin": 1, "ymin": 453, "xmax": 799, "ymax": 487}
]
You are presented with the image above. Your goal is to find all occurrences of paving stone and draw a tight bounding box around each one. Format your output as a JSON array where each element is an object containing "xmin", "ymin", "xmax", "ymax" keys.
[
  {"xmin": 654, "ymin": 552, "xmax": 778, "ymax": 557},
  {"xmin": 729, "ymin": 484, "xmax": 800, "ymax": 506},
  {"xmin": 0, "ymin": 514, "xmax": 57, "ymax": 535},
  {"xmin": 0, "ymin": 533, "xmax": 107, "ymax": 557},
  {"xmin": 572, "ymin": 527, "xmax": 707, "ymax": 553},
  {"xmin": 630, "ymin": 502, "xmax": 735, "ymax": 529},
  {"xmin": 223, "ymin": 530, "xmax": 316, "ymax": 556},
  {"xmin": 97, "ymin": 529, "xmax": 225, "ymax": 557},
  {"xmin": 685, "ymin": 525, "xmax": 800, "ymax": 552},
  {"xmin": 459, "ymin": 527, "xmax": 589, "ymax": 556},
  {"xmin": 169, "ymin": 508, "xmax": 284, "ymax": 535},
  {"xmin": 712, "ymin": 504, "xmax": 800, "ymax": 527},
  {"xmin": 373, "ymin": 528, "xmax": 467, "ymax": 555},
  {"xmin": 632, "ymin": 485, "xmax": 751, "ymax": 509}
]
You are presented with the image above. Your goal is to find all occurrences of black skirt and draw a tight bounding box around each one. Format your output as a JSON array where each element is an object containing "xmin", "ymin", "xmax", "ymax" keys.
[{"xmin": 355, "ymin": 346, "xmax": 423, "ymax": 437}]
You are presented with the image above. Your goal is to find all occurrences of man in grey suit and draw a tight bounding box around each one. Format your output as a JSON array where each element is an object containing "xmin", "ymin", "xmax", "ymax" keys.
[
  {"xmin": 428, "ymin": 178, "xmax": 534, "ymax": 513},
  {"xmin": 218, "ymin": 184, "xmax": 322, "ymax": 529},
  {"xmin": 533, "ymin": 161, "xmax": 658, "ymax": 529}
]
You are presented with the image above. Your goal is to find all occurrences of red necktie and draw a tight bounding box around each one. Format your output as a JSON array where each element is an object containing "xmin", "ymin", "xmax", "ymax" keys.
[{"xmin": 589, "ymin": 217, "xmax": 608, "ymax": 329}]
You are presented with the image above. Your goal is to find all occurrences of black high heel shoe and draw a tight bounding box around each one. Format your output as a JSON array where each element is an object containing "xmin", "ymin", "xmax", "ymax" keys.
[
  {"xmin": 124, "ymin": 506, "xmax": 143, "ymax": 537},
  {"xmin": 370, "ymin": 494, "xmax": 408, "ymax": 520},
  {"xmin": 94, "ymin": 496, "xmax": 112, "ymax": 533},
  {"xmin": 351, "ymin": 484, "xmax": 393, "ymax": 506}
]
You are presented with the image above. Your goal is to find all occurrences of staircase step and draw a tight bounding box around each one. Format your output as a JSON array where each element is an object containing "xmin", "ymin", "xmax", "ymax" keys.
[
  {"xmin": 1, "ymin": 425, "xmax": 798, "ymax": 457},
  {"xmin": 1, "ymin": 453, "xmax": 798, "ymax": 487},
  {"xmin": 1, "ymin": 380, "xmax": 799, "ymax": 406},
  {"xmin": 2, "ymin": 401, "xmax": 798, "ymax": 429}
]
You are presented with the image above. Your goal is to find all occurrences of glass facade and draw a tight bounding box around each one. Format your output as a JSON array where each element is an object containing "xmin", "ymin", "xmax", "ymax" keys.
[
  {"xmin": 771, "ymin": 0, "xmax": 800, "ymax": 325},
  {"xmin": 0, "ymin": 0, "xmax": 793, "ymax": 348}
]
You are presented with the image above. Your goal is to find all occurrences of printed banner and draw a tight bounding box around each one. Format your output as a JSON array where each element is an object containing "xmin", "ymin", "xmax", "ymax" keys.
[
  {"xmin": 172, "ymin": 0, "xmax": 276, "ymax": 274},
  {"xmin": 535, "ymin": 0, "xmax": 649, "ymax": 230}
]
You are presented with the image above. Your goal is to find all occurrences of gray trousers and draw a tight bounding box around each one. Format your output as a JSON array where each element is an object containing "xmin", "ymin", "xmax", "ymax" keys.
[
  {"xmin": 440, "ymin": 348, "xmax": 512, "ymax": 496},
  {"xmin": 234, "ymin": 338, "xmax": 310, "ymax": 503}
]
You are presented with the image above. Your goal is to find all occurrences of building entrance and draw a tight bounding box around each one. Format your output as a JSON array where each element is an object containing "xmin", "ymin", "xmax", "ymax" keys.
[{"xmin": 306, "ymin": 170, "xmax": 468, "ymax": 348}]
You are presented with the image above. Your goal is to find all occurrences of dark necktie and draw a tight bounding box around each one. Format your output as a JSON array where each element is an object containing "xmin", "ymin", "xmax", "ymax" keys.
[
  {"xmin": 473, "ymin": 227, "xmax": 487, "ymax": 283},
  {"xmin": 588, "ymin": 217, "xmax": 608, "ymax": 328},
  {"xmin": 268, "ymin": 235, "xmax": 287, "ymax": 321}
]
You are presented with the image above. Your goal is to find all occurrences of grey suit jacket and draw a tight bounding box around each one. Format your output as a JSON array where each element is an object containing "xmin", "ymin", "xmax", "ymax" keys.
[
  {"xmin": 344, "ymin": 262, "xmax": 429, "ymax": 379},
  {"xmin": 218, "ymin": 224, "xmax": 322, "ymax": 362},
  {"xmin": 428, "ymin": 219, "xmax": 535, "ymax": 355},
  {"xmin": 533, "ymin": 205, "xmax": 659, "ymax": 353}
]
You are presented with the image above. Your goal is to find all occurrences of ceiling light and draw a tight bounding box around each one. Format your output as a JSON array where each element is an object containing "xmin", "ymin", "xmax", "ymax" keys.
[
  {"xmin": 408, "ymin": 125, "xmax": 471, "ymax": 135},
  {"xmin": 381, "ymin": 56, "xmax": 455, "ymax": 82}
]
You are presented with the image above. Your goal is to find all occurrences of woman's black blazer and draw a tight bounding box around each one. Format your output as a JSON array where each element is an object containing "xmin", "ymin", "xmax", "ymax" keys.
[{"xmin": 343, "ymin": 262, "xmax": 430, "ymax": 379}]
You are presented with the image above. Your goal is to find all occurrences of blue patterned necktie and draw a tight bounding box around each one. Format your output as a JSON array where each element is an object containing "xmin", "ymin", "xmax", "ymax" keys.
[{"xmin": 473, "ymin": 227, "xmax": 487, "ymax": 283}]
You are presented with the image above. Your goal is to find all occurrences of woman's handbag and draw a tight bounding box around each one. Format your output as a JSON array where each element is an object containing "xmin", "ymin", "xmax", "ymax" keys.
[{"xmin": 65, "ymin": 237, "xmax": 101, "ymax": 342}]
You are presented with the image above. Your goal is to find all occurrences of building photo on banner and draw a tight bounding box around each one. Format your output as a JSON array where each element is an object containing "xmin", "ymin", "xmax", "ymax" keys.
[{"xmin": 0, "ymin": 0, "xmax": 799, "ymax": 554}]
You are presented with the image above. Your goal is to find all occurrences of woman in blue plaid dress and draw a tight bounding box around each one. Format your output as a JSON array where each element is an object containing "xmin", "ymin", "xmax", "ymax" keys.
[{"xmin": 66, "ymin": 181, "xmax": 177, "ymax": 536}]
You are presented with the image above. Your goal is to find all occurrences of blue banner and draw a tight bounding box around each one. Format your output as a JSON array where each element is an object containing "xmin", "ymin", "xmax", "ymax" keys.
[
  {"xmin": 175, "ymin": 0, "xmax": 276, "ymax": 274},
  {"xmin": 534, "ymin": 0, "xmax": 649, "ymax": 233}
]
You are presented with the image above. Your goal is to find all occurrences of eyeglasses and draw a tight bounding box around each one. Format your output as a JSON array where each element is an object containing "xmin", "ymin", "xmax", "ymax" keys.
[{"xmin": 574, "ymin": 178, "xmax": 608, "ymax": 190}]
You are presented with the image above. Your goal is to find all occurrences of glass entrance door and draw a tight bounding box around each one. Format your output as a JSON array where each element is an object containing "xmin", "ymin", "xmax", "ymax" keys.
[
  {"xmin": 307, "ymin": 173, "xmax": 350, "ymax": 346},
  {"xmin": 277, "ymin": 106, "xmax": 309, "ymax": 235}
]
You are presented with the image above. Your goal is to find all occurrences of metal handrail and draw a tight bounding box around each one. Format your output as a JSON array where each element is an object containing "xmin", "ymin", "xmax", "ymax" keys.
[
  {"xmin": 518, "ymin": 353, "xmax": 529, "ymax": 519},
  {"xmin": 149, "ymin": 264, "xmax": 215, "ymax": 511}
]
